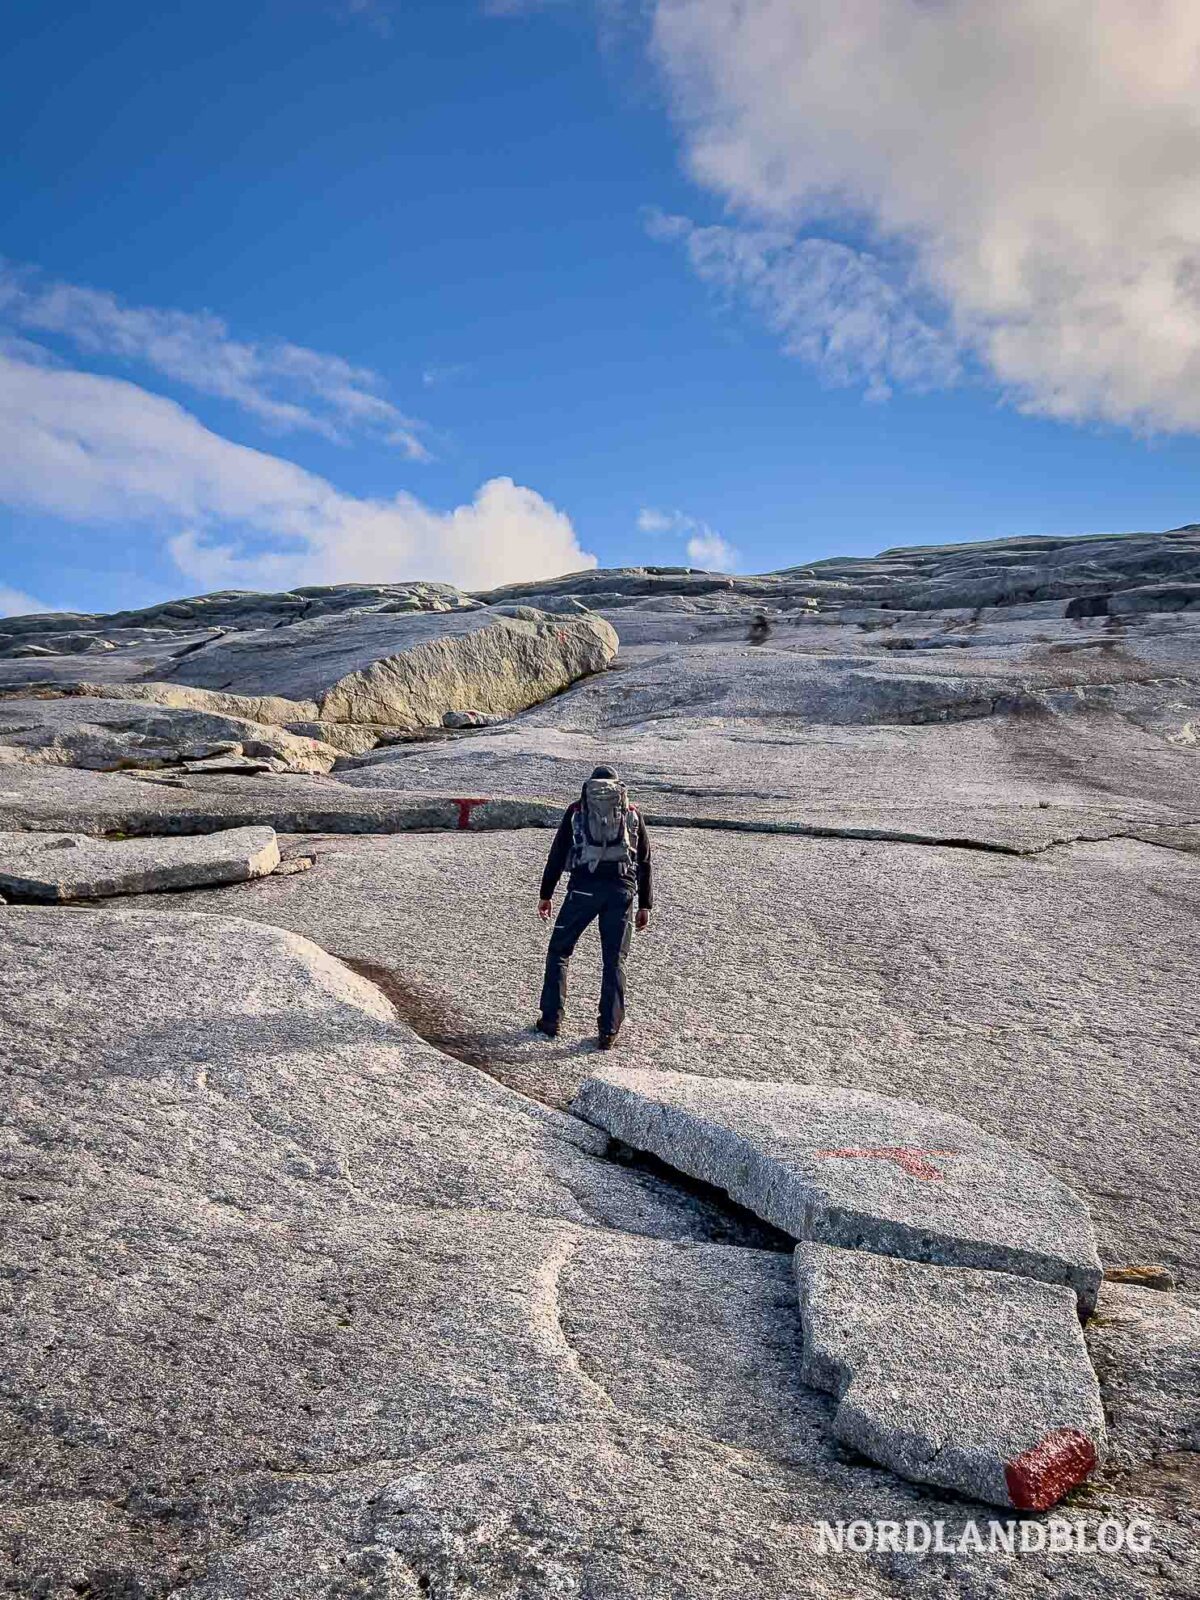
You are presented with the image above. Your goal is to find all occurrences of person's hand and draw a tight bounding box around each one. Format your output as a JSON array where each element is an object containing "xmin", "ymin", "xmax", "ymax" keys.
[
  {"xmin": 538, "ymin": 898, "xmax": 553, "ymax": 921},
  {"xmin": 635, "ymin": 908, "xmax": 650, "ymax": 931}
]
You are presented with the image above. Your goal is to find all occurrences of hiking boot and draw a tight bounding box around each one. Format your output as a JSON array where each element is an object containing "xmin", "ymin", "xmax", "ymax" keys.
[
  {"xmin": 597, "ymin": 1029, "xmax": 620, "ymax": 1050},
  {"xmin": 535, "ymin": 1015, "xmax": 559, "ymax": 1039}
]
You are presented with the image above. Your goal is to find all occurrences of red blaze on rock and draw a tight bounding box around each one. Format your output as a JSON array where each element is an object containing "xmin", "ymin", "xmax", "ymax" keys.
[
  {"xmin": 814, "ymin": 1146, "xmax": 957, "ymax": 1181},
  {"xmin": 1005, "ymin": 1429, "xmax": 1098, "ymax": 1510},
  {"xmin": 451, "ymin": 798, "xmax": 488, "ymax": 830}
]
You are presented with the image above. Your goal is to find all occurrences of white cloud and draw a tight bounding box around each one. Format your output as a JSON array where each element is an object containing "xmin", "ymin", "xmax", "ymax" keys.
[
  {"xmin": 0, "ymin": 585, "xmax": 55, "ymax": 619},
  {"xmin": 637, "ymin": 504, "xmax": 739, "ymax": 569},
  {"xmin": 0, "ymin": 347, "xmax": 595, "ymax": 593},
  {"xmin": 685, "ymin": 529, "xmax": 738, "ymax": 571},
  {"xmin": 0, "ymin": 261, "xmax": 429, "ymax": 458},
  {"xmin": 421, "ymin": 362, "xmax": 473, "ymax": 388},
  {"xmin": 652, "ymin": 0, "xmax": 1200, "ymax": 432},
  {"xmin": 646, "ymin": 210, "xmax": 959, "ymax": 398},
  {"xmin": 636, "ymin": 506, "xmax": 681, "ymax": 533}
]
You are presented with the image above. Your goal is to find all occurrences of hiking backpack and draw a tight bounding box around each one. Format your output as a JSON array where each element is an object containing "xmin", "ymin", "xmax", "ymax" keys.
[{"xmin": 569, "ymin": 777, "xmax": 637, "ymax": 874}]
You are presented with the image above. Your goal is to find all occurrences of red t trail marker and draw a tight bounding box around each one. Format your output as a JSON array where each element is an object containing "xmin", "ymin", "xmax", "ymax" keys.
[
  {"xmin": 814, "ymin": 1147, "xmax": 957, "ymax": 1181},
  {"xmin": 1005, "ymin": 1429, "xmax": 1098, "ymax": 1510},
  {"xmin": 451, "ymin": 798, "xmax": 488, "ymax": 830}
]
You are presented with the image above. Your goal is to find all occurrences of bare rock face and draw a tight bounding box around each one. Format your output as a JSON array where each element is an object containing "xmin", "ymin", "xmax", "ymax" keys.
[
  {"xmin": 572, "ymin": 1069, "xmax": 1109, "ymax": 1509},
  {"xmin": 442, "ymin": 708, "xmax": 506, "ymax": 728},
  {"xmin": 0, "ymin": 907, "xmax": 833, "ymax": 1597},
  {"xmin": 0, "ymin": 692, "xmax": 341, "ymax": 774},
  {"xmin": 138, "ymin": 826, "xmax": 1199, "ymax": 1288},
  {"xmin": 0, "ymin": 825, "xmax": 281, "ymax": 899},
  {"xmin": 162, "ymin": 608, "xmax": 619, "ymax": 730},
  {"xmin": 476, "ymin": 526, "xmax": 1200, "ymax": 613},
  {"xmin": 1, "ymin": 530, "xmax": 1197, "ymax": 1594},
  {"xmin": 46, "ymin": 677, "xmax": 328, "ymax": 728},
  {"xmin": 0, "ymin": 579, "xmax": 476, "ymax": 643},
  {"xmin": 0, "ymin": 607, "xmax": 618, "ymax": 786},
  {"xmin": 1085, "ymin": 1281, "xmax": 1200, "ymax": 1470},
  {"xmin": 6, "ymin": 905, "xmax": 1195, "ymax": 1597},
  {"xmin": 794, "ymin": 1244, "xmax": 1106, "ymax": 1509},
  {"xmin": 573, "ymin": 1069, "xmax": 1103, "ymax": 1313}
]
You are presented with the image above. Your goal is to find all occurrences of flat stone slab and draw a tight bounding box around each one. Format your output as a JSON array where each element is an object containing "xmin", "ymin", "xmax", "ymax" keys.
[
  {"xmin": 0, "ymin": 763, "xmax": 566, "ymax": 838},
  {"xmin": 0, "ymin": 825, "xmax": 281, "ymax": 900},
  {"xmin": 573, "ymin": 1070, "xmax": 1103, "ymax": 1313},
  {"xmin": 794, "ymin": 1243, "xmax": 1106, "ymax": 1509}
]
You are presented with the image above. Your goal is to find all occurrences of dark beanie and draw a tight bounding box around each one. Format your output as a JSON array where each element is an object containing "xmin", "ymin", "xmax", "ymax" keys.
[{"xmin": 590, "ymin": 764, "xmax": 619, "ymax": 780}]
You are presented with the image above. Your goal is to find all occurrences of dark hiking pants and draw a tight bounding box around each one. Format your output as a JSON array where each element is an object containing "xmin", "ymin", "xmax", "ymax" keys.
[{"xmin": 539, "ymin": 876, "xmax": 634, "ymax": 1037}]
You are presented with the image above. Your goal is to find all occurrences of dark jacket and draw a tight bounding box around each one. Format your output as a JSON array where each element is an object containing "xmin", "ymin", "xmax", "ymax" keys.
[{"xmin": 539, "ymin": 800, "xmax": 653, "ymax": 910}]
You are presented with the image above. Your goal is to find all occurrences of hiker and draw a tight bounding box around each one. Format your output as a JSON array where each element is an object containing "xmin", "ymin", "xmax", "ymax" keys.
[
  {"xmin": 747, "ymin": 608, "xmax": 772, "ymax": 645},
  {"xmin": 535, "ymin": 765, "xmax": 652, "ymax": 1049}
]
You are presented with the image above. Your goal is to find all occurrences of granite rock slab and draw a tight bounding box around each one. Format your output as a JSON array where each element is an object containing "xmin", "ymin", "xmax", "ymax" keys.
[
  {"xmin": 3, "ymin": 900, "xmax": 1197, "ymax": 1591},
  {"xmin": 139, "ymin": 827, "xmax": 1200, "ymax": 1285},
  {"xmin": 0, "ymin": 824, "xmax": 282, "ymax": 900},
  {"xmin": 574, "ymin": 1069, "xmax": 1103, "ymax": 1313},
  {"xmin": 477, "ymin": 527, "xmax": 1200, "ymax": 613},
  {"xmin": 793, "ymin": 1243, "xmax": 1106, "ymax": 1509}
]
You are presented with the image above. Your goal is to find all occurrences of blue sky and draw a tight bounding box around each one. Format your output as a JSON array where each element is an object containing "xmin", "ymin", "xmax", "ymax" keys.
[{"xmin": 3, "ymin": 0, "xmax": 1200, "ymax": 615}]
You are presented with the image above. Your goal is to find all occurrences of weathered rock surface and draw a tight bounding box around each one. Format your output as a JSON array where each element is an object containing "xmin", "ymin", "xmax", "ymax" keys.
[
  {"xmin": 0, "ymin": 824, "xmax": 281, "ymax": 900},
  {"xmin": 146, "ymin": 827, "xmax": 1200, "ymax": 1288},
  {"xmin": 1085, "ymin": 1281, "xmax": 1200, "ymax": 1471},
  {"xmin": 283, "ymin": 718, "xmax": 395, "ymax": 755},
  {"xmin": 35, "ymin": 676, "xmax": 330, "ymax": 726},
  {"xmin": 1, "ymin": 534, "xmax": 1195, "ymax": 857},
  {"xmin": 442, "ymin": 708, "xmax": 506, "ymax": 728},
  {"xmin": 161, "ymin": 607, "xmax": 618, "ymax": 729},
  {"xmin": 574, "ymin": 1069, "xmax": 1103, "ymax": 1312},
  {"xmin": 0, "ymin": 692, "xmax": 341, "ymax": 774},
  {"xmin": 794, "ymin": 1243, "xmax": 1106, "ymax": 1509},
  {"xmin": 0, "ymin": 761, "xmax": 568, "ymax": 838},
  {"xmin": 4, "ymin": 904, "xmax": 1197, "ymax": 1598},
  {"xmin": 2, "ymin": 529, "xmax": 1199, "ymax": 1596},
  {"xmin": 477, "ymin": 526, "xmax": 1200, "ymax": 613},
  {"xmin": 334, "ymin": 692, "xmax": 1199, "ymax": 847},
  {"xmin": 0, "ymin": 579, "xmax": 475, "ymax": 644},
  {"xmin": 336, "ymin": 597, "xmax": 1200, "ymax": 844}
]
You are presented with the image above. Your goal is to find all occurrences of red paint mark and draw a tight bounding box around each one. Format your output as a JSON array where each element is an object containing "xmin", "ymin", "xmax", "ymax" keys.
[
  {"xmin": 1005, "ymin": 1429, "xmax": 1097, "ymax": 1510},
  {"xmin": 451, "ymin": 798, "xmax": 488, "ymax": 830},
  {"xmin": 814, "ymin": 1146, "xmax": 957, "ymax": 1181}
]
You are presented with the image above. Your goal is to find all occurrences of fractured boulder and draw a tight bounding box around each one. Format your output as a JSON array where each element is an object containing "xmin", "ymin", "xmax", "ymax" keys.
[
  {"xmin": 0, "ymin": 825, "xmax": 281, "ymax": 900},
  {"xmin": 163, "ymin": 607, "xmax": 619, "ymax": 729},
  {"xmin": 794, "ymin": 1243, "xmax": 1106, "ymax": 1509},
  {"xmin": 573, "ymin": 1070, "xmax": 1103, "ymax": 1313}
]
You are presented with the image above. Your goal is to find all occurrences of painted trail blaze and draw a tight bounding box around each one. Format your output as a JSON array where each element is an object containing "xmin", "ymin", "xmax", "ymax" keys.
[
  {"xmin": 451, "ymin": 798, "xmax": 488, "ymax": 830},
  {"xmin": 1005, "ymin": 1429, "xmax": 1098, "ymax": 1510},
  {"xmin": 814, "ymin": 1146, "xmax": 957, "ymax": 1180}
]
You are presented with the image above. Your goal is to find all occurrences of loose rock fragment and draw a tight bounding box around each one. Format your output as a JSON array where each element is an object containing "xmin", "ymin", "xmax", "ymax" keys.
[
  {"xmin": 1104, "ymin": 1264, "xmax": 1178, "ymax": 1291},
  {"xmin": 0, "ymin": 825, "xmax": 280, "ymax": 900},
  {"xmin": 794, "ymin": 1243, "xmax": 1106, "ymax": 1509},
  {"xmin": 573, "ymin": 1069, "xmax": 1103, "ymax": 1312},
  {"xmin": 273, "ymin": 854, "xmax": 316, "ymax": 877},
  {"xmin": 443, "ymin": 709, "xmax": 506, "ymax": 728}
]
